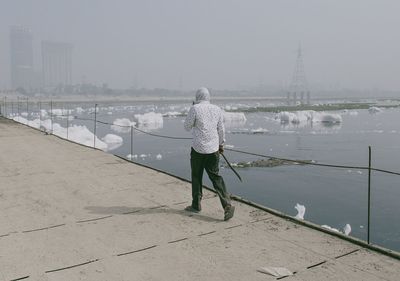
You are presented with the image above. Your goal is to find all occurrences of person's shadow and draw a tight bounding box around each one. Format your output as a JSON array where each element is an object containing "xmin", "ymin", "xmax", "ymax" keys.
[{"xmin": 84, "ymin": 205, "xmax": 221, "ymax": 223}]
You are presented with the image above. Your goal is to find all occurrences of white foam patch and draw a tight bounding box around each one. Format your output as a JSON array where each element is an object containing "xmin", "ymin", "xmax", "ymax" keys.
[
  {"xmin": 40, "ymin": 109, "xmax": 48, "ymax": 118},
  {"xmin": 102, "ymin": 134, "xmax": 123, "ymax": 151},
  {"xmin": 75, "ymin": 107, "xmax": 85, "ymax": 114},
  {"xmin": 223, "ymin": 111, "xmax": 247, "ymax": 122},
  {"xmin": 321, "ymin": 225, "xmax": 340, "ymax": 233},
  {"xmin": 133, "ymin": 112, "xmax": 163, "ymax": 130},
  {"xmin": 224, "ymin": 105, "xmax": 239, "ymax": 111},
  {"xmin": 368, "ymin": 106, "xmax": 382, "ymax": 114},
  {"xmin": 12, "ymin": 116, "xmax": 40, "ymax": 128},
  {"xmin": 156, "ymin": 154, "xmax": 162, "ymax": 160},
  {"xmin": 102, "ymin": 134, "xmax": 123, "ymax": 144},
  {"xmin": 162, "ymin": 111, "xmax": 182, "ymax": 117},
  {"xmin": 294, "ymin": 203, "xmax": 305, "ymax": 220},
  {"xmin": 277, "ymin": 110, "xmax": 342, "ymax": 125},
  {"xmin": 51, "ymin": 108, "xmax": 72, "ymax": 117},
  {"xmin": 251, "ymin": 127, "xmax": 269, "ymax": 134},
  {"xmin": 223, "ymin": 111, "xmax": 247, "ymax": 128},
  {"xmin": 278, "ymin": 111, "xmax": 310, "ymax": 124},
  {"xmin": 61, "ymin": 125, "xmax": 107, "ymax": 150},
  {"xmin": 322, "ymin": 224, "xmax": 352, "ymax": 236},
  {"xmin": 343, "ymin": 110, "xmax": 359, "ymax": 116},
  {"xmin": 111, "ymin": 118, "xmax": 136, "ymax": 133},
  {"xmin": 344, "ymin": 224, "xmax": 352, "ymax": 235},
  {"xmin": 13, "ymin": 116, "xmax": 108, "ymax": 150},
  {"xmin": 127, "ymin": 154, "xmax": 138, "ymax": 160}
]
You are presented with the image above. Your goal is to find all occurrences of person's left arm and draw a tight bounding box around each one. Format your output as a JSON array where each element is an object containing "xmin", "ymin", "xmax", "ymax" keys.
[{"xmin": 184, "ymin": 106, "xmax": 196, "ymax": 131}]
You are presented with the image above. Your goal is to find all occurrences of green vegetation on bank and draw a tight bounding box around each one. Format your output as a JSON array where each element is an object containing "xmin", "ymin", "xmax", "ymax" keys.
[
  {"xmin": 229, "ymin": 103, "xmax": 374, "ymax": 113},
  {"xmin": 229, "ymin": 158, "xmax": 313, "ymax": 168}
]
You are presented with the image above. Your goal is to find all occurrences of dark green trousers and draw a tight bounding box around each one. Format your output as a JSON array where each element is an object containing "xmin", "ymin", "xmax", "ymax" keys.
[{"xmin": 190, "ymin": 148, "xmax": 231, "ymax": 210}]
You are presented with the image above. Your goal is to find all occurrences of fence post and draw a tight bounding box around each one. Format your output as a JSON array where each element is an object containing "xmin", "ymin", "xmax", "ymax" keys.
[
  {"xmin": 93, "ymin": 103, "xmax": 98, "ymax": 148},
  {"xmin": 130, "ymin": 125, "xmax": 134, "ymax": 161},
  {"xmin": 50, "ymin": 100, "xmax": 53, "ymax": 134},
  {"xmin": 17, "ymin": 96, "xmax": 20, "ymax": 121},
  {"xmin": 39, "ymin": 100, "xmax": 42, "ymax": 131},
  {"xmin": 66, "ymin": 104, "xmax": 69, "ymax": 140},
  {"xmin": 367, "ymin": 146, "xmax": 372, "ymax": 244}
]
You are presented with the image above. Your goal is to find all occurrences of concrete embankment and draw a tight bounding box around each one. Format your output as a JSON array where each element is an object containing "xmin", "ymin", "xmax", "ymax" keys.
[{"xmin": 1, "ymin": 117, "xmax": 399, "ymax": 281}]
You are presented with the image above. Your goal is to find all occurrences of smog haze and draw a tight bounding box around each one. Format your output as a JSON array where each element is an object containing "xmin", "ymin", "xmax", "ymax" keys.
[{"xmin": 1, "ymin": 0, "xmax": 399, "ymax": 92}]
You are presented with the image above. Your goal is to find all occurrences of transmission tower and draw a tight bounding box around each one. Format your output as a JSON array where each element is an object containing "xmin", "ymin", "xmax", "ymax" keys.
[{"xmin": 287, "ymin": 44, "xmax": 310, "ymax": 105}]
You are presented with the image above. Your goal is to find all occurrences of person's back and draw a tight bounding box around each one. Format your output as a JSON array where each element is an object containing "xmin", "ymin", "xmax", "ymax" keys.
[{"xmin": 184, "ymin": 88, "xmax": 225, "ymax": 154}]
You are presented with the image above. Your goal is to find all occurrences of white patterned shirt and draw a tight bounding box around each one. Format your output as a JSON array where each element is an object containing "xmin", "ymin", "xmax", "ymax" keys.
[{"xmin": 184, "ymin": 100, "xmax": 225, "ymax": 154}]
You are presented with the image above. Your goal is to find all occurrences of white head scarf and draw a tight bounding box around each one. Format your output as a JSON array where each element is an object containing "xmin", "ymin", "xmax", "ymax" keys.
[{"xmin": 194, "ymin": 87, "xmax": 210, "ymax": 104}]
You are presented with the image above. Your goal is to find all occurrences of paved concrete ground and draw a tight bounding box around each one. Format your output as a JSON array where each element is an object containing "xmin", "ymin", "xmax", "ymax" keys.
[{"xmin": 1, "ymin": 117, "xmax": 400, "ymax": 281}]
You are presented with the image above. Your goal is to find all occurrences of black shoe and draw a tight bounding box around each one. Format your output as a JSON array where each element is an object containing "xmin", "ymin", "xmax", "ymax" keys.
[
  {"xmin": 184, "ymin": 205, "xmax": 201, "ymax": 213},
  {"xmin": 224, "ymin": 205, "xmax": 235, "ymax": 221}
]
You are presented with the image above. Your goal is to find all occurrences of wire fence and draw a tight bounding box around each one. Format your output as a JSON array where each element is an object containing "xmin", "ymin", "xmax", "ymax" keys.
[{"xmin": 1, "ymin": 98, "xmax": 399, "ymax": 248}]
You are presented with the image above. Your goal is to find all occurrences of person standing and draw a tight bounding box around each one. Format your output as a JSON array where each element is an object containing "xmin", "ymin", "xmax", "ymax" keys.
[{"xmin": 184, "ymin": 87, "xmax": 235, "ymax": 221}]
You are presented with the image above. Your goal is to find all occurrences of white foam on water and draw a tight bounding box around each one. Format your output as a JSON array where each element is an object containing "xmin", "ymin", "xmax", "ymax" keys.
[
  {"xmin": 321, "ymin": 225, "xmax": 340, "ymax": 233},
  {"xmin": 133, "ymin": 112, "xmax": 163, "ymax": 130},
  {"xmin": 111, "ymin": 118, "xmax": 136, "ymax": 134},
  {"xmin": 156, "ymin": 154, "xmax": 162, "ymax": 160},
  {"xmin": 223, "ymin": 111, "xmax": 247, "ymax": 128},
  {"xmin": 322, "ymin": 224, "xmax": 352, "ymax": 236},
  {"xmin": 344, "ymin": 224, "xmax": 352, "ymax": 235},
  {"xmin": 251, "ymin": 127, "xmax": 269, "ymax": 134},
  {"xmin": 75, "ymin": 107, "xmax": 85, "ymax": 114},
  {"xmin": 277, "ymin": 110, "xmax": 342, "ymax": 125},
  {"xmin": 13, "ymin": 116, "xmax": 108, "ymax": 150},
  {"xmin": 368, "ymin": 106, "xmax": 382, "ymax": 114},
  {"xmin": 61, "ymin": 124, "xmax": 108, "ymax": 150},
  {"xmin": 101, "ymin": 134, "xmax": 123, "ymax": 151},
  {"xmin": 294, "ymin": 203, "xmax": 306, "ymax": 220},
  {"xmin": 51, "ymin": 108, "xmax": 71, "ymax": 117},
  {"xmin": 127, "ymin": 154, "xmax": 138, "ymax": 160},
  {"xmin": 162, "ymin": 111, "xmax": 182, "ymax": 117},
  {"xmin": 223, "ymin": 112, "xmax": 246, "ymax": 121}
]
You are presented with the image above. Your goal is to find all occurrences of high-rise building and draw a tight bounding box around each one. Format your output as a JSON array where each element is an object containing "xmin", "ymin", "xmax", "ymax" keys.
[
  {"xmin": 9, "ymin": 26, "xmax": 34, "ymax": 89},
  {"xmin": 41, "ymin": 41, "xmax": 73, "ymax": 88}
]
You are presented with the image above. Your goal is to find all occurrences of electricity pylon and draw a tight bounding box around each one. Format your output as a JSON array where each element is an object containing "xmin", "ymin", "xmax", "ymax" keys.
[{"xmin": 287, "ymin": 44, "xmax": 310, "ymax": 105}]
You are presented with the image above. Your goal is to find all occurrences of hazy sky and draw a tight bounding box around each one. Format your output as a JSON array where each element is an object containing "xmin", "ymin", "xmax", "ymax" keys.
[{"xmin": 1, "ymin": 0, "xmax": 399, "ymax": 91}]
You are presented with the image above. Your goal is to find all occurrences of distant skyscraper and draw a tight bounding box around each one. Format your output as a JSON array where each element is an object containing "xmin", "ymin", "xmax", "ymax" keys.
[
  {"xmin": 9, "ymin": 26, "xmax": 34, "ymax": 89},
  {"xmin": 41, "ymin": 41, "xmax": 73, "ymax": 88}
]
